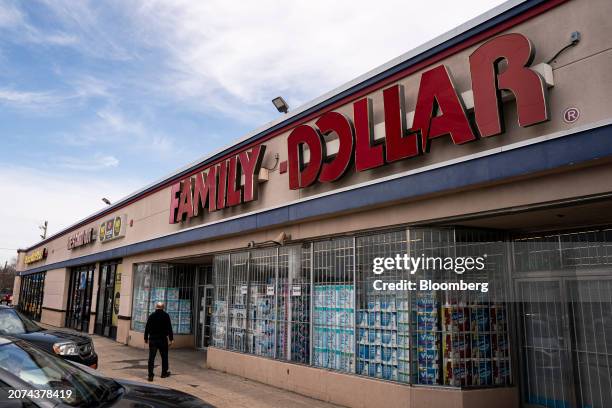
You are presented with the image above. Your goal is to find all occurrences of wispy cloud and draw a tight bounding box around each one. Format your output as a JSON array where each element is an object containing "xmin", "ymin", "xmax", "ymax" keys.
[
  {"xmin": 57, "ymin": 153, "xmax": 119, "ymax": 171},
  {"xmin": 0, "ymin": 88, "xmax": 62, "ymax": 109}
]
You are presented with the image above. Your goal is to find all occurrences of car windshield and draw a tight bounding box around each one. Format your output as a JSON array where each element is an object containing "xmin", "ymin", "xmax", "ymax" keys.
[
  {"xmin": 0, "ymin": 340, "xmax": 122, "ymax": 407},
  {"xmin": 0, "ymin": 309, "xmax": 43, "ymax": 334}
]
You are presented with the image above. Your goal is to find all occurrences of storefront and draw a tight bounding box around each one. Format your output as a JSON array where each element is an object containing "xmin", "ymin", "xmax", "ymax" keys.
[
  {"xmin": 12, "ymin": 1, "xmax": 612, "ymax": 407},
  {"xmin": 65, "ymin": 264, "xmax": 95, "ymax": 332},
  {"xmin": 17, "ymin": 271, "xmax": 45, "ymax": 321},
  {"xmin": 94, "ymin": 260, "xmax": 122, "ymax": 339}
]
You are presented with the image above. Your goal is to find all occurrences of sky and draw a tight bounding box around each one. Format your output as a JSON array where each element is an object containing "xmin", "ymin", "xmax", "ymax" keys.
[{"xmin": 0, "ymin": 0, "xmax": 506, "ymax": 265}]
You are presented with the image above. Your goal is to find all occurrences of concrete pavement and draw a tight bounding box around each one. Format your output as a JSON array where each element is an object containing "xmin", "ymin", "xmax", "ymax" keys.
[{"xmin": 91, "ymin": 335, "xmax": 343, "ymax": 408}]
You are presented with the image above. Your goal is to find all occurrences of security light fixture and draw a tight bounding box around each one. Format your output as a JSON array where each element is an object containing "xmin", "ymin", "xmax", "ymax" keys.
[
  {"xmin": 102, "ymin": 198, "xmax": 112, "ymax": 206},
  {"xmin": 272, "ymin": 96, "xmax": 289, "ymax": 114}
]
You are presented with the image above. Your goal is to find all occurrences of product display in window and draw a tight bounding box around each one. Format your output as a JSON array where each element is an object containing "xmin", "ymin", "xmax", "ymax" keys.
[{"xmin": 313, "ymin": 284, "xmax": 355, "ymax": 373}]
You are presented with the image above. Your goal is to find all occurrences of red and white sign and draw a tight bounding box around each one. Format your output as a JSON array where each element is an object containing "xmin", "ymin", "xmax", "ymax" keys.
[
  {"xmin": 169, "ymin": 145, "xmax": 266, "ymax": 224},
  {"xmin": 287, "ymin": 33, "xmax": 550, "ymax": 189},
  {"xmin": 169, "ymin": 33, "xmax": 552, "ymax": 222}
]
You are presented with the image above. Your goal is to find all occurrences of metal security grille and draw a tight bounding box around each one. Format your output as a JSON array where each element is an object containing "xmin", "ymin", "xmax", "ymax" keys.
[
  {"xmin": 248, "ymin": 248, "xmax": 277, "ymax": 358},
  {"xmin": 129, "ymin": 263, "xmax": 196, "ymax": 334},
  {"xmin": 514, "ymin": 228, "xmax": 612, "ymax": 408},
  {"xmin": 312, "ymin": 238, "xmax": 355, "ymax": 373},
  {"xmin": 228, "ymin": 252, "xmax": 249, "ymax": 352},
  {"xmin": 18, "ymin": 272, "xmax": 45, "ymax": 321},
  {"xmin": 567, "ymin": 279, "xmax": 612, "ymax": 408},
  {"xmin": 211, "ymin": 254, "xmax": 229, "ymax": 348},
  {"xmin": 278, "ymin": 245, "xmax": 310, "ymax": 363},
  {"xmin": 356, "ymin": 230, "xmax": 409, "ymax": 382},
  {"xmin": 208, "ymin": 227, "xmax": 513, "ymax": 388}
]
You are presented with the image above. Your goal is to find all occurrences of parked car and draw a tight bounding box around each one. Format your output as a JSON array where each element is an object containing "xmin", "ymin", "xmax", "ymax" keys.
[
  {"xmin": 0, "ymin": 336, "xmax": 214, "ymax": 407},
  {"xmin": 0, "ymin": 305, "xmax": 97, "ymax": 369},
  {"xmin": 0, "ymin": 291, "xmax": 11, "ymax": 305}
]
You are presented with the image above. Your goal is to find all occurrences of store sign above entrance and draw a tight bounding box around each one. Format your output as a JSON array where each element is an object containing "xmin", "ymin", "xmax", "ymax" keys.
[
  {"xmin": 67, "ymin": 227, "xmax": 96, "ymax": 250},
  {"xmin": 286, "ymin": 33, "xmax": 553, "ymax": 189},
  {"xmin": 169, "ymin": 145, "xmax": 266, "ymax": 224},
  {"xmin": 99, "ymin": 215, "xmax": 127, "ymax": 243},
  {"xmin": 24, "ymin": 248, "xmax": 47, "ymax": 265}
]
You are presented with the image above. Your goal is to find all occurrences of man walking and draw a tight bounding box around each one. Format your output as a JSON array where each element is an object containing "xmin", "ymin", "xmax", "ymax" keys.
[{"xmin": 144, "ymin": 302, "xmax": 174, "ymax": 381}]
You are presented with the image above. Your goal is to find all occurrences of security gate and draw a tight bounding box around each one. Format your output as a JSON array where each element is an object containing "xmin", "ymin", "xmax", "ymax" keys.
[{"xmin": 516, "ymin": 277, "xmax": 612, "ymax": 408}]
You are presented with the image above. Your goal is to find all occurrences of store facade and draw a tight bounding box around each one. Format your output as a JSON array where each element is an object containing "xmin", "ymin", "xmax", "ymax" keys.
[{"xmin": 13, "ymin": 1, "xmax": 612, "ymax": 407}]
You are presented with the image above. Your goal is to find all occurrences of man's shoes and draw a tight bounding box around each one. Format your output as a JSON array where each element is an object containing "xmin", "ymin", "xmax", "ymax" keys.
[
  {"xmin": 161, "ymin": 371, "xmax": 171, "ymax": 378},
  {"xmin": 147, "ymin": 376, "xmax": 154, "ymax": 382}
]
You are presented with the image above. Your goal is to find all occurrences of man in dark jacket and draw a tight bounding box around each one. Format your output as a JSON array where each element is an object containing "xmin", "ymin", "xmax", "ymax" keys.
[{"xmin": 144, "ymin": 302, "xmax": 174, "ymax": 381}]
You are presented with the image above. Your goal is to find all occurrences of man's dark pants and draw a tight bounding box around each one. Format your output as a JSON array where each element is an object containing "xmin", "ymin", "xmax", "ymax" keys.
[{"xmin": 147, "ymin": 338, "xmax": 169, "ymax": 377}]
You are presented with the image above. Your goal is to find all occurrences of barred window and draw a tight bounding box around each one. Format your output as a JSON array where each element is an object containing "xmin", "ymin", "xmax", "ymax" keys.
[
  {"xmin": 131, "ymin": 263, "xmax": 195, "ymax": 334},
  {"xmin": 18, "ymin": 272, "xmax": 46, "ymax": 322}
]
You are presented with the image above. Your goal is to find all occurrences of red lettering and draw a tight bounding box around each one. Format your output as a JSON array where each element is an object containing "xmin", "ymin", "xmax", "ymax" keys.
[
  {"xmin": 287, "ymin": 125, "xmax": 323, "ymax": 189},
  {"xmin": 354, "ymin": 98, "xmax": 384, "ymax": 171},
  {"xmin": 239, "ymin": 145, "xmax": 266, "ymax": 202},
  {"xmin": 216, "ymin": 160, "xmax": 228, "ymax": 209},
  {"xmin": 226, "ymin": 156, "xmax": 242, "ymax": 207},
  {"xmin": 412, "ymin": 65, "xmax": 476, "ymax": 151},
  {"xmin": 176, "ymin": 178, "xmax": 194, "ymax": 221},
  {"xmin": 169, "ymin": 182, "xmax": 181, "ymax": 224},
  {"xmin": 316, "ymin": 112, "xmax": 354, "ymax": 182},
  {"xmin": 383, "ymin": 84, "xmax": 421, "ymax": 162},
  {"xmin": 193, "ymin": 169, "xmax": 218, "ymax": 216},
  {"xmin": 469, "ymin": 33, "xmax": 549, "ymax": 137}
]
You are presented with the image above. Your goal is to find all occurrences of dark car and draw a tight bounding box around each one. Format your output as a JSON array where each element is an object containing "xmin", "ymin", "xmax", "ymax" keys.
[
  {"xmin": 0, "ymin": 306, "xmax": 97, "ymax": 369},
  {"xmin": 0, "ymin": 336, "xmax": 214, "ymax": 407}
]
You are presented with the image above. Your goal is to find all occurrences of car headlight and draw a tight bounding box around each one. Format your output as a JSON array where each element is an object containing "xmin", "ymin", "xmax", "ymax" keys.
[{"xmin": 53, "ymin": 342, "xmax": 79, "ymax": 356}]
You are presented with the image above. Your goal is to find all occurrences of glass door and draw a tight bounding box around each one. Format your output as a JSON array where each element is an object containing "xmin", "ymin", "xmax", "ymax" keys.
[
  {"xmin": 196, "ymin": 285, "xmax": 214, "ymax": 349},
  {"xmin": 66, "ymin": 265, "xmax": 95, "ymax": 332},
  {"xmin": 95, "ymin": 262, "xmax": 118, "ymax": 339},
  {"xmin": 196, "ymin": 265, "xmax": 214, "ymax": 349},
  {"xmin": 517, "ymin": 277, "xmax": 612, "ymax": 408}
]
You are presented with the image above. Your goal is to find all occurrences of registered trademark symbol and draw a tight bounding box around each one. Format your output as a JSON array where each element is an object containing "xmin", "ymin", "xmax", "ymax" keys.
[{"xmin": 563, "ymin": 107, "xmax": 580, "ymax": 123}]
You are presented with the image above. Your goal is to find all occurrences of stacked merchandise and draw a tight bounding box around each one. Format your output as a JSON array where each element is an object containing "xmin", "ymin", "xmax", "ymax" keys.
[
  {"xmin": 211, "ymin": 300, "xmax": 227, "ymax": 348},
  {"xmin": 289, "ymin": 283, "xmax": 309, "ymax": 363},
  {"xmin": 228, "ymin": 285, "xmax": 248, "ymax": 351},
  {"xmin": 131, "ymin": 287, "xmax": 150, "ymax": 332},
  {"xmin": 356, "ymin": 295, "xmax": 405, "ymax": 382},
  {"xmin": 249, "ymin": 288, "xmax": 275, "ymax": 357},
  {"xmin": 178, "ymin": 297, "xmax": 192, "ymax": 334},
  {"xmin": 442, "ymin": 301, "xmax": 510, "ymax": 386},
  {"xmin": 313, "ymin": 284, "xmax": 355, "ymax": 373},
  {"xmin": 416, "ymin": 292, "xmax": 441, "ymax": 385}
]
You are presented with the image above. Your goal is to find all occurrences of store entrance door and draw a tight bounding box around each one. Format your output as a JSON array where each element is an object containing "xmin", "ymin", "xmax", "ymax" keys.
[
  {"xmin": 196, "ymin": 285, "xmax": 214, "ymax": 349},
  {"xmin": 516, "ymin": 277, "xmax": 612, "ymax": 408},
  {"xmin": 196, "ymin": 265, "xmax": 214, "ymax": 349},
  {"xmin": 95, "ymin": 262, "xmax": 120, "ymax": 339}
]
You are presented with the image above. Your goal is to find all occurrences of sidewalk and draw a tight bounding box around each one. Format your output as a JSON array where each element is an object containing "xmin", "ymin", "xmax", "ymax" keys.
[{"xmin": 91, "ymin": 335, "xmax": 343, "ymax": 408}]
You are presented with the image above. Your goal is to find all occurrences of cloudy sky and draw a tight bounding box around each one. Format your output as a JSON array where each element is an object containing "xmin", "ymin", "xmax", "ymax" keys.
[{"xmin": 0, "ymin": 0, "xmax": 505, "ymax": 264}]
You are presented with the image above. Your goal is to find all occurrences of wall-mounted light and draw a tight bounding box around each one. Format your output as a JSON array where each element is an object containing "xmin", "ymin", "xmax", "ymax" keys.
[
  {"xmin": 247, "ymin": 232, "xmax": 291, "ymax": 248},
  {"xmin": 272, "ymin": 96, "xmax": 289, "ymax": 114}
]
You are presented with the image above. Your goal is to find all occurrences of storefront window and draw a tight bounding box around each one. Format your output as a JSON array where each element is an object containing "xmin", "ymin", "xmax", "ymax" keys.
[
  {"xmin": 209, "ymin": 227, "xmax": 513, "ymax": 389},
  {"xmin": 131, "ymin": 263, "xmax": 195, "ymax": 334},
  {"xmin": 227, "ymin": 252, "xmax": 249, "ymax": 352},
  {"xmin": 278, "ymin": 246, "xmax": 310, "ymax": 363},
  {"xmin": 210, "ymin": 255, "xmax": 229, "ymax": 348},
  {"xmin": 312, "ymin": 238, "xmax": 355, "ymax": 373},
  {"xmin": 18, "ymin": 272, "xmax": 46, "ymax": 321},
  {"xmin": 356, "ymin": 230, "xmax": 408, "ymax": 382},
  {"xmin": 65, "ymin": 265, "xmax": 95, "ymax": 332}
]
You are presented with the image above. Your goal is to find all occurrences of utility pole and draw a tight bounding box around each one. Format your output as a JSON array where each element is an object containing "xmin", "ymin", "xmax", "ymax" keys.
[{"xmin": 39, "ymin": 221, "xmax": 48, "ymax": 240}]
